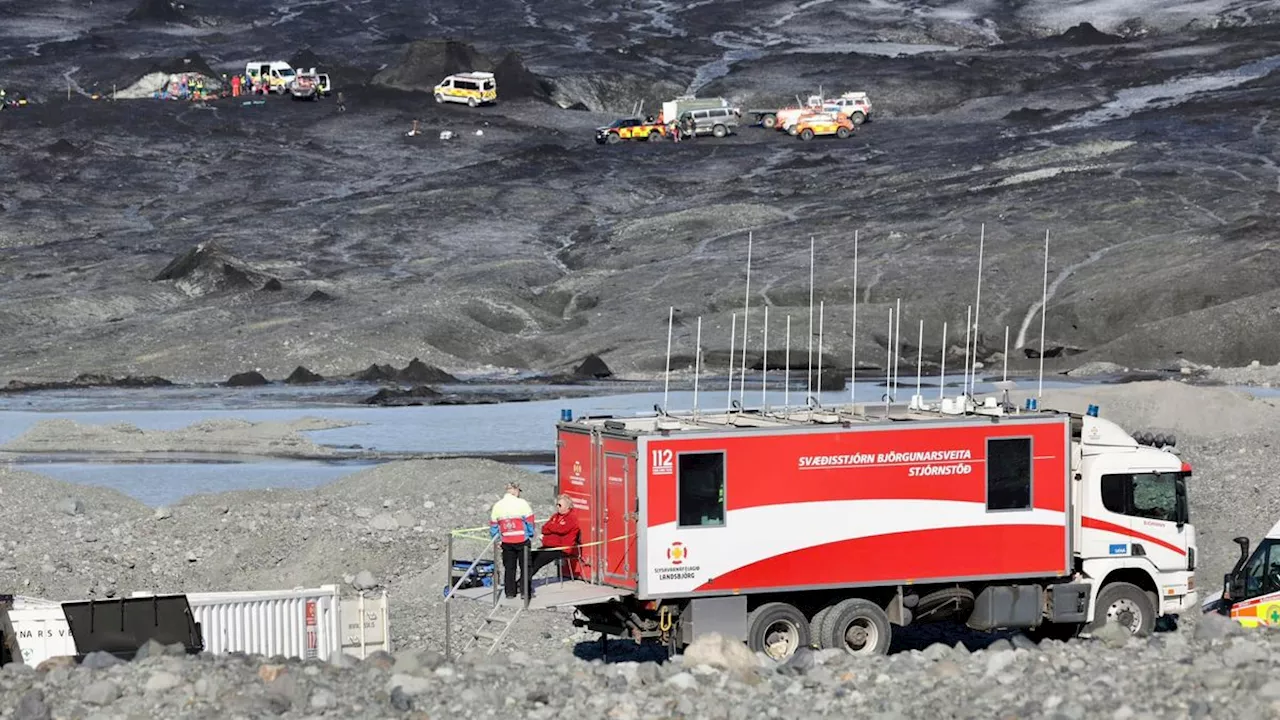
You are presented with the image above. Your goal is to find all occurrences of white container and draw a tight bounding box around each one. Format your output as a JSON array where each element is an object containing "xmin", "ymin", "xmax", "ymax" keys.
[
  {"xmin": 2, "ymin": 606, "xmax": 77, "ymax": 667},
  {"xmin": 133, "ymin": 585, "xmax": 344, "ymax": 661},
  {"xmin": 341, "ymin": 593, "xmax": 391, "ymax": 659}
]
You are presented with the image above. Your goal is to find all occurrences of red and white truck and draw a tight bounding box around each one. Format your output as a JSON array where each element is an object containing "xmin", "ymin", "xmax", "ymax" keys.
[{"xmin": 556, "ymin": 398, "xmax": 1197, "ymax": 658}]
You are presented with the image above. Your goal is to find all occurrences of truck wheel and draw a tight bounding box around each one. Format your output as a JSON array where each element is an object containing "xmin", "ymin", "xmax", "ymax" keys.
[
  {"xmin": 799, "ymin": 128, "xmax": 814, "ymax": 141},
  {"xmin": 788, "ymin": 126, "xmax": 798, "ymax": 136},
  {"xmin": 821, "ymin": 598, "xmax": 891, "ymax": 656},
  {"xmin": 606, "ymin": 132, "xmax": 620, "ymax": 145},
  {"xmin": 1087, "ymin": 582, "xmax": 1156, "ymax": 637},
  {"xmin": 761, "ymin": 113, "xmax": 777, "ymax": 128},
  {"xmin": 712, "ymin": 124, "xmax": 727, "ymax": 138},
  {"xmin": 468, "ymin": 97, "xmax": 478, "ymax": 108},
  {"xmin": 836, "ymin": 127, "xmax": 850, "ymax": 139},
  {"xmin": 851, "ymin": 111, "xmax": 866, "ymax": 125},
  {"xmin": 434, "ymin": 93, "xmax": 444, "ymax": 103},
  {"xmin": 746, "ymin": 602, "xmax": 810, "ymax": 661}
]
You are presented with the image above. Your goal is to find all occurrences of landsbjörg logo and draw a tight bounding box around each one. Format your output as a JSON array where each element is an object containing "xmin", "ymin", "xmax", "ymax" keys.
[{"xmin": 667, "ymin": 542, "xmax": 687, "ymax": 565}]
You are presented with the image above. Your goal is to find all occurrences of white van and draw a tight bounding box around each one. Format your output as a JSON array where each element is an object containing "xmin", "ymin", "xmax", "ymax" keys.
[
  {"xmin": 245, "ymin": 61, "xmax": 296, "ymax": 94},
  {"xmin": 434, "ymin": 72, "xmax": 497, "ymax": 107}
]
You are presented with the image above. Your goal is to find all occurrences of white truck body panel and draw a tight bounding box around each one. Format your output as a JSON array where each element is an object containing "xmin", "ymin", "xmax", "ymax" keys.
[{"xmin": 2, "ymin": 605, "xmax": 78, "ymax": 667}]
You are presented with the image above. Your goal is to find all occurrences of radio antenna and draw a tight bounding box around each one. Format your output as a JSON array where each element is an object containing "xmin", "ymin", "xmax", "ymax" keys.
[
  {"xmin": 914, "ymin": 319, "xmax": 923, "ymax": 406},
  {"xmin": 739, "ymin": 232, "xmax": 753, "ymax": 406},
  {"xmin": 1038, "ymin": 229, "xmax": 1050, "ymax": 399},
  {"xmin": 970, "ymin": 223, "xmax": 985, "ymax": 398},
  {"xmin": 784, "ymin": 315, "xmax": 792, "ymax": 411},
  {"xmin": 1003, "ymin": 325, "xmax": 1009, "ymax": 383},
  {"xmin": 761, "ymin": 306, "xmax": 769, "ymax": 410},
  {"xmin": 663, "ymin": 306, "xmax": 674, "ymax": 413},
  {"xmin": 850, "ymin": 230, "xmax": 859, "ymax": 404},
  {"xmin": 938, "ymin": 321, "xmax": 948, "ymax": 401},
  {"xmin": 892, "ymin": 297, "xmax": 901, "ymax": 401},
  {"xmin": 962, "ymin": 305, "xmax": 972, "ymax": 401},
  {"xmin": 693, "ymin": 316, "xmax": 703, "ymax": 417},
  {"xmin": 727, "ymin": 312, "xmax": 737, "ymax": 414},
  {"xmin": 807, "ymin": 236, "xmax": 815, "ymax": 405},
  {"xmin": 817, "ymin": 300, "xmax": 825, "ymax": 401},
  {"xmin": 883, "ymin": 306, "xmax": 892, "ymax": 416}
]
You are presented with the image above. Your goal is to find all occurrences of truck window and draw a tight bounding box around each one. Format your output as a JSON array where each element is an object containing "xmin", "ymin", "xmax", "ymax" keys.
[
  {"xmin": 986, "ymin": 437, "xmax": 1032, "ymax": 511},
  {"xmin": 1100, "ymin": 472, "xmax": 1188, "ymax": 523},
  {"xmin": 678, "ymin": 452, "xmax": 725, "ymax": 528}
]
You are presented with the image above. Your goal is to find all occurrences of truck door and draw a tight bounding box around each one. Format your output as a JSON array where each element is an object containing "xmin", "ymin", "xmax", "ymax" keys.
[
  {"xmin": 602, "ymin": 452, "xmax": 633, "ymax": 582},
  {"xmin": 1099, "ymin": 470, "xmax": 1190, "ymax": 572}
]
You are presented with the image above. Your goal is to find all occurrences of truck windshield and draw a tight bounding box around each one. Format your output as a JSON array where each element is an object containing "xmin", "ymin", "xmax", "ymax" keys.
[
  {"xmin": 279, "ymin": 69, "xmax": 295, "ymax": 78},
  {"xmin": 1101, "ymin": 471, "xmax": 1189, "ymax": 524}
]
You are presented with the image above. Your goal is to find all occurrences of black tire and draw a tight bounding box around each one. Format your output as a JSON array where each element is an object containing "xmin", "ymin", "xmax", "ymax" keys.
[
  {"xmin": 850, "ymin": 111, "xmax": 866, "ymax": 125},
  {"xmin": 821, "ymin": 598, "xmax": 891, "ymax": 656},
  {"xmin": 761, "ymin": 113, "xmax": 777, "ymax": 128},
  {"xmin": 788, "ymin": 125, "xmax": 798, "ymax": 136},
  {"xmin": 1086, "ymin": 582, "xmax": 1156, "ymax": 637},
  {"xmin": 836, "ymin": 126, "xmax": 850, "ymax": 139},
  {"xmin": 809, "ymin": 605, "xmax": 835, "ymax": 646},
  {"xmin": 468, "ymin": 97, "xmax": 478, "ymax": 108},
  {"xmin": 434, "ymin": 93, "xmax": 445, "ymax": 104},
  {"xmin": 606, "ymin": 132, "xmax": 620, "ymax": 145},
  {"xmin": 799, "ymin": 128, "xmax": 814, "ymax": 141},
  {"xmin": 712, "ymin": 124, "xmax": 727, "ymax": 138},
  {"xmin": 746, "ymin": 602, "xmax": 810, "ymax": 661}
]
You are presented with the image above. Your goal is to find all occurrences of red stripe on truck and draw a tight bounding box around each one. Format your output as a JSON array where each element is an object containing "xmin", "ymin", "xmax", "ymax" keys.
[{"xmin": 1081, "ymin": 516, "xmax": 1187, "ymax": 556}]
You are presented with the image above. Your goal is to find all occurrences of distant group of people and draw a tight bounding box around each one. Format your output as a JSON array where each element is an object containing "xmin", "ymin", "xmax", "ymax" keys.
[{"xmin": 489, "ymin": 482, "xmax": 580, "ymax": 599}]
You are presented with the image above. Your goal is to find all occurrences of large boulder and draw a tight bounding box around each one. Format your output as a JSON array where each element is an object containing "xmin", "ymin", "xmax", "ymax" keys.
[
  {"xmin": 284, "ymin": 366, "xmax": 325, "ymax": 384},
  {"xmin": 573, "ymin": 354, "xmax": 613, "ymax": 380},
  {"xmin": 682, "ymin": 633, "xmax": 760, "ymax": 671},
  {"xmin": 361, "ymin": 386, "xmax": 441, "ymax": 406},
  {"xmin": 226, "ymin": 371, "xmax": 269, "ymax": 387}
]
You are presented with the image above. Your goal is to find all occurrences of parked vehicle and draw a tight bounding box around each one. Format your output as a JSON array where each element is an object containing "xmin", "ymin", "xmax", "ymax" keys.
[
  {"xmin": 553, "ymin": 398, "xmax": 1197, "ymax": 659},
  {"xmin": 748, "ymin": 91, "xmax": 874, "ymax": 130},
  {"xmin": 679, "ymin": 106, "xmax": 741, "ymax": 138},
  {"xmin": 245, "ymin": 61, "xmax": 296, "ymax": 94},
  {"xmin": 1205, "ymin": 523, "xmax": 1280, "ymax": 626},
  {"xmin": 434, "ymin": 72, "xmax": 497, "ymax": 107},
  {"xmin": 661, "ymin": 96, "xmax": 730, "ymax": 125},
  {"xmin": 793, "ymin": 111, "xmax": 855, "ymax": 140},
  {"xmin": 595, "ymin": 116, "xmax": 667, "ymax": 144},
  {"xmin": 288, "ymin": 67, "xmax": 331, "ymax": 101}
]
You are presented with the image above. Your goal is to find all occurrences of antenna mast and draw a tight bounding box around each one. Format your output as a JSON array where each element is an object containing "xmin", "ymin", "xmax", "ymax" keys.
[
  {"xmin": 663, "ymin": 306, "xmax": 674, "ymax": 412},
  {"xmin": 739, "ymin": 232, "xmax": 753, "ymax": 406},
  {"xmin": 817, "ymin": 300, "xmax": 825, "ymax": 400},
  {"xmin": 914, "ymin": 319, "xmax": 923, "ymax": 406},
  {"xmin": 884, "ymin": 306, "xmax": 892, "ymax": 416},
  {"xmin": 761, "ymin": 306, "xmax": 769, "ymax": 410},
  {"xmin": 784, "ymin": 315, "xmax": 792, "ymax": 411},
  {"xmin": 1003, "ymin": 325, "xmax": 1009, "ymax": 383},
  {"xmin": 1038, "ymin": 229, "xmax": 1049, "ymax": 399},
  {"xmin": 962, "ymin": 305, "xmax": 972, "ymax": 401},
  {"xmin": 693, "ymin": 316, "xmax": 703, "ymax": 416},
  {"xmin": 727, "ymin": 313, "xmax": 737, "ymax": 413},
  {"xmin": 892, "ymin": 297, "xmax": 901, "ymax": 400},
  {"xmin": 807, "ymin": 236, "xmax": 815, "ymax": 405},
  {"xmin": 938, "ymin": 321, "xmax": 948, "ymax": 401},
  {"xmin": 970, "ymin": 223, "xmax": 985, "ymax": 397},
  {"xmin": 850, "ymin": 230, "xmax": 859, "ymax": 404}
]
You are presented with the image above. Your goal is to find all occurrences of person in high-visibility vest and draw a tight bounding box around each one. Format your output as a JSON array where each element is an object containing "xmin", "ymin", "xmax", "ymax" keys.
[
  {"xmin": 231, "ymin": 74, "xmax": 241, "ymax": 97},
  {"xmin": 489, "ymin": 482, "xmax": 535, "ymax": 599}
]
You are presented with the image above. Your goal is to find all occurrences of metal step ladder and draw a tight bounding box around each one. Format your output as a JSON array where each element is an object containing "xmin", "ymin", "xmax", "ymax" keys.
[{"xmin": 462, "ymin": 600, "xmax": 524, "ymax": 656}]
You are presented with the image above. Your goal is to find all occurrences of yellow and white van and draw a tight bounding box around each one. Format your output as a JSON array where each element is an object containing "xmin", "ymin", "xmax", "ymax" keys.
[
  {"xmin": 433, "ymin": 72, "xmax": 497, "ymax": 107},
  {"xmin": 246, "ymin": 61, "xmax": 296, "ymax": 94}
]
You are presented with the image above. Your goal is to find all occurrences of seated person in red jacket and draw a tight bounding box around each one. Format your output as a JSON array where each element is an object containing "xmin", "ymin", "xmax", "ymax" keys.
[{"xmin": 521, "ymin": 494, "xmax": 580, "ymax": 590}]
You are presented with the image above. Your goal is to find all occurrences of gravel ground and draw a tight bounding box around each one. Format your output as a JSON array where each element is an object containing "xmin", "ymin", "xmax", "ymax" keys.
[
  {"xmin": 0, "ymin": 614, "xmax": 1276, "ymax": 720},
  {"xmin": 0, "ymin": 417, "xmax": 357, "ymax": 459},
  {"xmin": 3, "ymin": 379, "xmax": 1279, "ymax": 712}
]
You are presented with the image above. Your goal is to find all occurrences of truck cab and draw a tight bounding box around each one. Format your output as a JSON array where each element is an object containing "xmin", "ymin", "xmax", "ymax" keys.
[
  {"xmin": 1212, "ymin": 523, "xmax": 1280, "ymax": 626},
  {"xmin": 1072, "ymin": 415, "xmax": 1197, "ymax": 633}
]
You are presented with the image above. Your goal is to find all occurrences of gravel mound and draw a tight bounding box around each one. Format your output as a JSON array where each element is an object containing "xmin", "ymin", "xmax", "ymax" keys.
[
  {"xmin": 125, "ymin": 0, "xmax": 187, "ymax": 23},
  {"xmin": 152, "ymin": 242, "xmax": 279, "ymax": 298},
  {"xmin": 0, "ymin": 615, "xmax": 1277, "ymax": 718},
  {"xmin": 371, "ymin": 39, "xmax": 553, "ymax": 102}
]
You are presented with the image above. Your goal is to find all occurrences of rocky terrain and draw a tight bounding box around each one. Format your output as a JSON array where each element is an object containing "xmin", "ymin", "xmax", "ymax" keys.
[
  {"xmin": 0, "ymin": 1, "xmax": 1278, "ymax": 383},
  {"xmin": 0, "ymin": 615, "xmax": 1277, "ymax": 720}
]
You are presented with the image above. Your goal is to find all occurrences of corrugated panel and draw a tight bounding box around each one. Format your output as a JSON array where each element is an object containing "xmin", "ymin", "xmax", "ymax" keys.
[{"xmin": 132, "ymin": 586, "xmax": 342, "ymax": 661}]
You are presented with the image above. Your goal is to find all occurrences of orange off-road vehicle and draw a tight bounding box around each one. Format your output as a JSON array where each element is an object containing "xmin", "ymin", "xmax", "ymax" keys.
[{"xmin": 793, "ymin": 111, "xmax": 856, "ymax": 141}]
